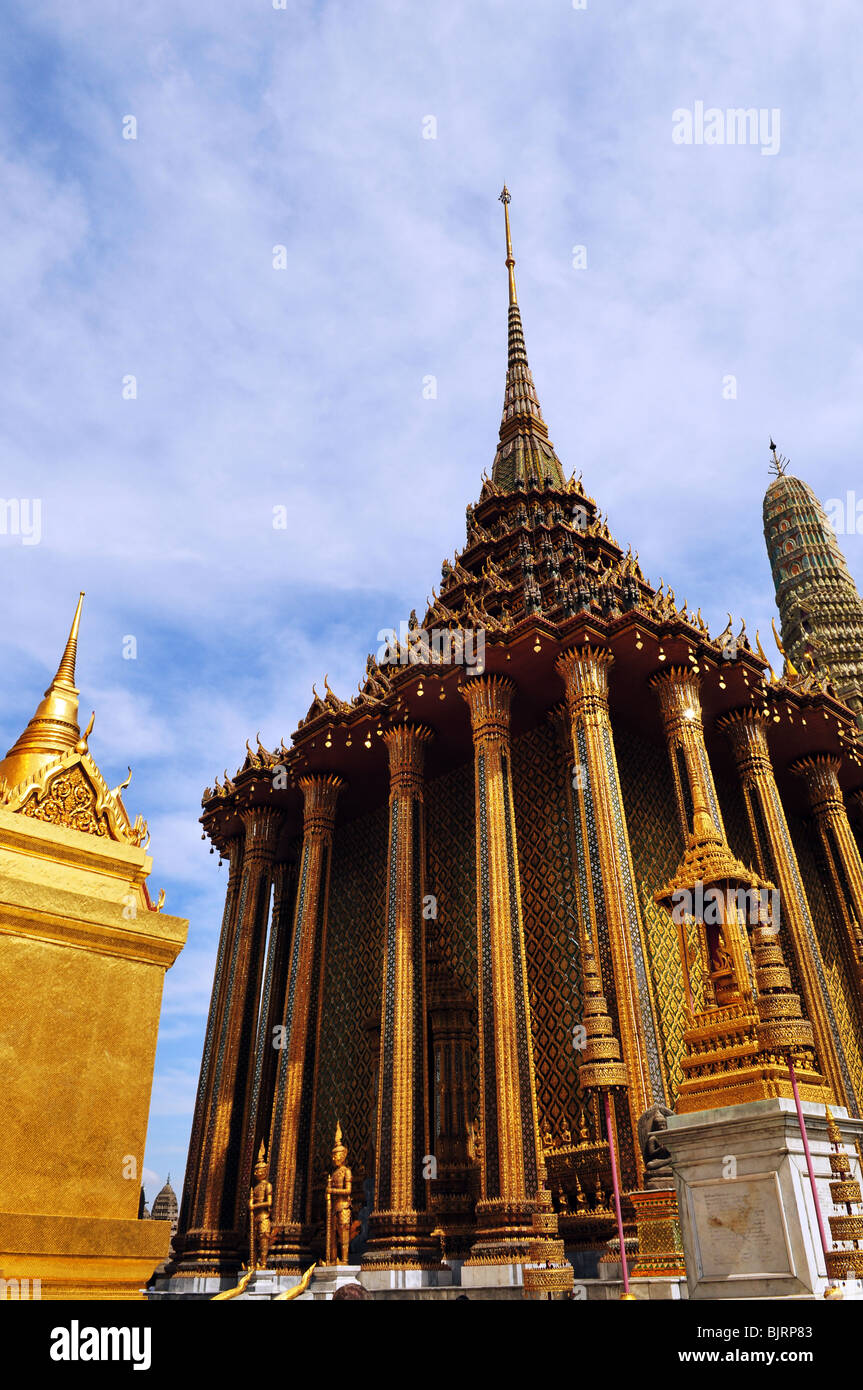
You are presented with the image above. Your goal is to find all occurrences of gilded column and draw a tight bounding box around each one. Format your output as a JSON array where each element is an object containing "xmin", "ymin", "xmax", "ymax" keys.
[
  {"xmin": 460, "ymin": 675, "xmax": 544, "ymax": 1264},
  {"xmin": 185, "ymin": 806, "xmax": 282, "ymax": 1271},
  {"xmin": 242, "ymin": 857, "xmax": 298, "ymax": 1219},
  {"xmin": 790, "ymin": 755, "xmax": 863, "ymax": 1000},
  {"xmin": 651, "ymin": 666, "xmax": 725, "ymax": 839},
  {"xmin": 557, "ymin": 645, "xmax": 666, "ymax": 1177},
  {"xmin": 363, "ymin": 724, "xmax": 438, "ymax": 1272},
  {"xmin": 268, "ymin": 774, "xmax": 343, "ymax": 1267},
  {"xmin": 202, "ymin": 807, "xmax": 281, "ymax": 1252},
  {"xmin": 719, "ymin": 708, "xmax": 858, "ymax": 1112},
  {"xmin": 174, "ymin": 831, "xmax": 243, "ymax": 1269}
]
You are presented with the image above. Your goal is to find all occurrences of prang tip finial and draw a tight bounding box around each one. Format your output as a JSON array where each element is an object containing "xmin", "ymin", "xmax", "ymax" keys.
[{"xmin": 769, "ymin": 439, "xmax": 789, "ymax": 478}]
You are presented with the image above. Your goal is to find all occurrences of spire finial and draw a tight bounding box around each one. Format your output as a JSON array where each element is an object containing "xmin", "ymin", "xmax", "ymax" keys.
[
  {"xmin": 769, "ymin": 439, "xmax": 789, "ymax": 477},
  {"xmin": 490, "ymin": 188, "xmax": 566, "ymax": 490},
  {"xmin": 499, "ymin": 185, "xmax": 517, "ymax": 306},
  {"xmin": 54, "ymin": 591, "xmax": 85, "ymax": 688},
  {"xmin": 0, "ymin": 590, "xmax": 87, "ymax": 789}
]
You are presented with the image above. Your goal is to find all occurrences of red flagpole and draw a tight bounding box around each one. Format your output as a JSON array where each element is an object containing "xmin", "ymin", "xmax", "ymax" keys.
[
  {"xmin": 603, "ymin": 1090, "xmax": 633, "ymax": 1299},
  {"xmin": 788, "ymin": 1059, "xmax": 831, "ymax": 1270}
]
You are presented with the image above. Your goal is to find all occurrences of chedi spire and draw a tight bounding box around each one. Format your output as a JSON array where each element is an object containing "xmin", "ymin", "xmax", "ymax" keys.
[
  {"xmin": 493, "ymin": 187, "xmax": 565, "ymax": 491},
  {"xmin": 0, "ymin": 591, "xmax": 85, "ymax": 790}
]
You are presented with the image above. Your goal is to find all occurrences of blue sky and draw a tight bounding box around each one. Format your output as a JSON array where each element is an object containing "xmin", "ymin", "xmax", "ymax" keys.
[{"xmin": 3, "ymin": 0, "xmax": 863, "ymax": 1201}]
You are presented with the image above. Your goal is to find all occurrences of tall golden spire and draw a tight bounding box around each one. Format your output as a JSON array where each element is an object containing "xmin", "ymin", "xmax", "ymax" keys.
[
  {"xmin": 54, "ymin": 590, "xmax": 84, "ymax": 686},
  {"xmin": 493, "ymin": 186, "xmax": 565, "ymax": 490},
  {"xmin": 0, "ymin": 592, "xmax": 85, "ymax": 790}
]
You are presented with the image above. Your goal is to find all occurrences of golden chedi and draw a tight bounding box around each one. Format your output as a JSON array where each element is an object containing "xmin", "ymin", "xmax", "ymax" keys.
[{"xmin": 0, "ymin": 594, "xmax": 187, "ymax": 1299}]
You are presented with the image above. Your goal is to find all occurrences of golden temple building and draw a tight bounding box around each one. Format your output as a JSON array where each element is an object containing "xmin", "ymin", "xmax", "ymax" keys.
[
  {"xmin": 0, "ymin": 594, "xmax": 188, "ymax": 1299},
  {"xmin": 169, "ymin": 191, "xmax": 863, "ymax": 1297}
]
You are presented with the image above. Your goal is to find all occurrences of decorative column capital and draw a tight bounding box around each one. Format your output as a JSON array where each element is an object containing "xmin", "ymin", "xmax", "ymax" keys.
[
  {"xmin": 649, "ymin": 666, "xmax": 704, "ymax": 732},
  {"xmin": 716, "ymin": 704, "xmax": 769, "ymax": 734},
  {"xmin": 220, "ymin": 832, "xmax": 245, "ymax": 876},
  {"xmin": 556, "ymin": 645, "xmax": 613, "ymax": 718},
  {"xmin": 716, "ymin": 706, "xmax": 771, "ymax": 778},
  {"xmin": 383, "ymin": 723, "xmax": 433, "ymax": 797},
  {"xmin": 238, "ymin": 804, "xmax": 283, "ymax": 860},
  {"xmin": 459, "ymin": 675, "xmax": 515, "ymax": 744},
  {"xmin": 297, "ymin": 773, "xmax": 345, "ymax": 838},
  {"xmin": 789, "ymin": 753, "xmax": 843, "ymax": 811}
]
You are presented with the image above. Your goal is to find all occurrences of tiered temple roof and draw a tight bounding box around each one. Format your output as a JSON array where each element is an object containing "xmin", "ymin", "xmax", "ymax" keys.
[{"xmin": 200, "ymin": 198, "xmax": 863, "ymax": 860}]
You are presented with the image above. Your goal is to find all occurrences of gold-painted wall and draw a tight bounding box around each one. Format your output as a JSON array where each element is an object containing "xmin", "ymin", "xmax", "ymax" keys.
[
  {"xmin": 0, "ymin": 934, "xmax": 164, "ymax": 1220},
  {"xmin": 0, "ymin": 804, "xmax": 187, "ymax": 1298}
]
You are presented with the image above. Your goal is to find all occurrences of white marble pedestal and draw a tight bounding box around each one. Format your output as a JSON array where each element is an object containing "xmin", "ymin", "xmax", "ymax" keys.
[
  {"xmin": 360, "ymin": 1265, "xmax": 453, "ymax": 1292},
  {"xmin": 460, "ymin": 1262, "xmax": 524, "ymax": 1289},
  {"xmin": 664, "ymin": 1098, "xmax": 863, "ymax": 1299},
  {"xmin": 303, "ymin": 1264, "xmax": 363, "ymax": 1299}
]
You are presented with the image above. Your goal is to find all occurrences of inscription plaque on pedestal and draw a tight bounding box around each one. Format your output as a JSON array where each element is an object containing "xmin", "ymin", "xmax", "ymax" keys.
[{"xmin": 688, "ymin": 1172, "xmax": 793, "ymax": 1280}]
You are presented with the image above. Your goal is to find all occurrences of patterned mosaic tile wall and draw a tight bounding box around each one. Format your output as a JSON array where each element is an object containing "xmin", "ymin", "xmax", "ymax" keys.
[
  {"xmin": 510, "ymin": 718, "xmax": 584, "ymax": 1141},
  {"xmin": 311, "ymin": 711, "xmax": 863, "ymax": 1205},
  {"xmin": 714, "ymin": 762, "xmax": 758, "ymax": 868},
  {"xmin": 712, "ymin": 760, "xmax": 815, "ymax": 1001},
  {"xmin": 426, "ymin": 759, "xmax": 479, "ymax": 1000},
  {"xmin": 313, "ymin": 803, "xmax": 386, "ymax": 1196},
  {"xmin": 791, "ymin": 815, "xmax": 863, "ymax": 1107},
  {"xmin": 614, "ymin": 722, "xmax": 690, "ymax": 1097},
  {"xmin": 426, "ymin": 757, "xmax": 480, "ymax": 1122}
]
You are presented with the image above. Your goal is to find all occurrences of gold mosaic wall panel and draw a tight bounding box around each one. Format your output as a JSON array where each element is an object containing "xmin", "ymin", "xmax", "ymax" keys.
[
  {"xmin": 426, "ymin": 760, "xmax": 478, "ymax": 1000},
  {"xmin": 510, "ymin": 718, "xmax": 583, "ymax": 1143},
  {"xmin": 313, "ymin": 804, "xmax": 386, "ymax": 1196},
  {"xmin": 713, "ymin": 760, "xmax": 813, "ymax": 999},
  {"xmin": 426, "ymin": 757, "xmax": 480, "ymax": 1119},
  {"xmin": 791, "ymin": 816, "xmax": 863, "ymax": 1108},
  {"xmin": 713, "ymin": 763, "xmax": 758, "ymax": 869},
  {"xmin": 614, "ymin": 722, "xmax": 690, "ymax": 1098}
]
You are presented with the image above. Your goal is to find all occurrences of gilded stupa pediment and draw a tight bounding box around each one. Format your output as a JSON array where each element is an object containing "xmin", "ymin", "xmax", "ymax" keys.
[{"xmin": 1, "ymin": 747, "xmax": 148, "ymax": 848}]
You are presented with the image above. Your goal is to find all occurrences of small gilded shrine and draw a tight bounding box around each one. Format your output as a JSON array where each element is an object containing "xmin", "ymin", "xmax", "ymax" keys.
[
  {"xmin": 0, "ymin": 594, "xmax": 188, "ymax": 1299},
  {"xmin": 172, "ymin": 191, "xmax": 863, "ymax": 1292}
]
